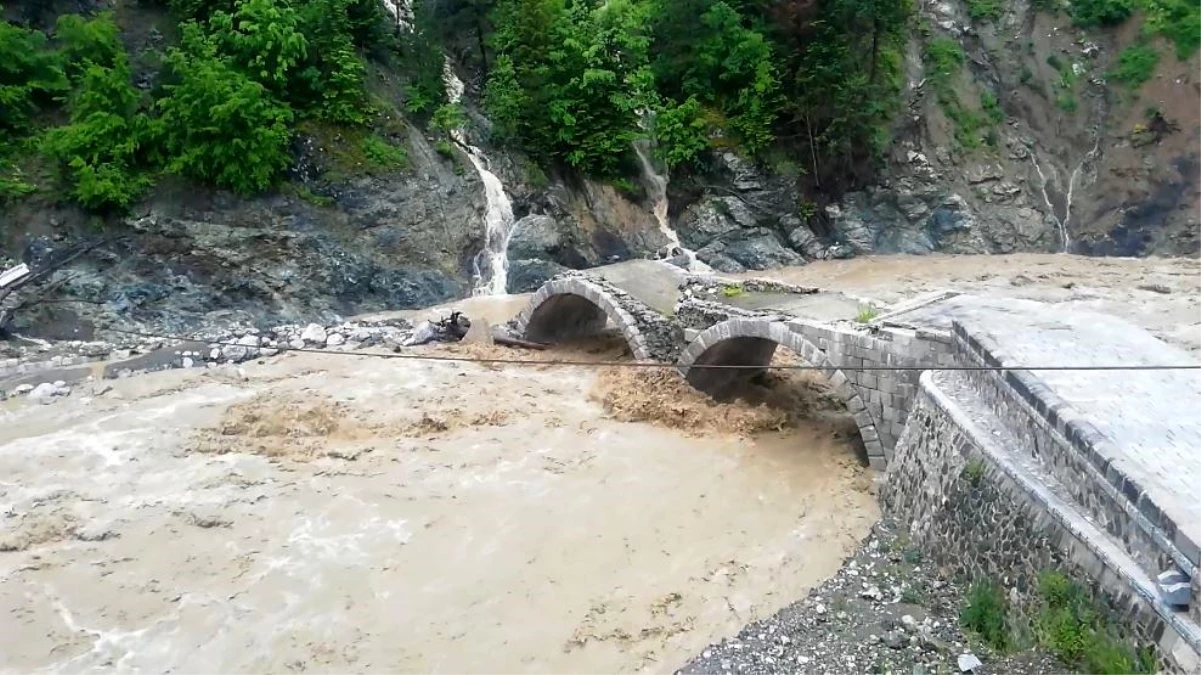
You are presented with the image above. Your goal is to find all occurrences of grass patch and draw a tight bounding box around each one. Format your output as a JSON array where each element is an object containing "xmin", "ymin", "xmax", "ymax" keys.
[
  {"xmin": 296, "ymin": 122, "xmax": 409, "ymax": 181},
  {"xmin": 924, "ymin": 38, "xmax": 966, "ymax": 89},
  {"xmin": 967, "ymin": 0, "xmax": 1005, "ymax": 20},
  {"xmin": 1140, "ymin": 0, "xmax": 1200, "ymax": 58},
  {"xmin": 855, "ymin": 305, "xmax": 879, "ymax": 323},
  {"xmin": 1070, "ymin": 0, "xmax": 1136, "ymax": 25},
  {"xmin": 1034, "ymin": 571, "xmax": 1155, "ymax": 674},
  {"xmin": 923, "ymin": 39, "xmax": 1001, "ymax": 152},
  {"xmin": 981, "ymin": 91, "xmax": 1004, "ymax": 124},
  {"xmin": 361, "ymin": 134, "xmax": 408, "ymax": 172},
  {"xmin": 0, "ymin": 164, "xmax": 37, "ymax": 203},
  {"xmin": 721, "ymin": 283, "xmax": 745, "ymax": 298},
  {"xmin": 962, "ymin": 458, "xmax": 987, "ymax": 486},
  {"xmin": 901, "ymin": 583, "xmax": 928, "ymax": 605},
  {"xmin": 294, "ymin": 185, "xmax": 334, "ymax": 207},
  {"xmin": 962, "ymin": 579, "xmax": 1014, "ymax": 652},
  {"xmin": 1111, "ymin": 42, "xmax": 1160, "ymax": 88}
]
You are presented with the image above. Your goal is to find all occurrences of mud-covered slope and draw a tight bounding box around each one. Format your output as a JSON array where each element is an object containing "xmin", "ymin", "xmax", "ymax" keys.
[{"xmin": 825, "ymin": 0, "xmax": 1200, "ymax": 257}]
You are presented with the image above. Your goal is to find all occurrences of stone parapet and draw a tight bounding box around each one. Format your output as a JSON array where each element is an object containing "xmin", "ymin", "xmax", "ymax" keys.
[{"xmin": 883, "ymin": 370, "xmax": 1201, "ymax": 674}]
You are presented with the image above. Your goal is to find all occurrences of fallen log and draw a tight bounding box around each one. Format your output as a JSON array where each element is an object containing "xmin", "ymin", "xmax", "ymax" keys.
[{"xmin": 493, "ymin": 333, "xmax": 548, "ymax": 350}]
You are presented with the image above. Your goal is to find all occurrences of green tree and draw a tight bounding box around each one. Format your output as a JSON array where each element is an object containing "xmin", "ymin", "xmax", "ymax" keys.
[
  {"xmin": 294, "ymin": 0, "xmax": 371, "ymax": 123},
  {"xmin": 769, "ymin": 0, "xmax": 913, "ymax": 187},
  {"xmin": 42, "ymin": 58, "xmax": 153, "ymax": 211},
  {"xmin": 653, "ymin": 96, "xmax": 709, "ymax": 169},
  {"xmin": 485, "ymin": 0, "xmax": 565, "ymax": 149},
  {"xmin": 154, "ymin": 24, "xmax": 294, "ymax": 194},
  {"xmin": 486, "ymin": 0, "xmax": 654, "ymax": 175},
  {"xmin": 55, "ymin": 12, "xmax": 125, "ymax": 82},
  {"xmin": 0, "ymin": 21, "xmax": 67, "ymax": 142},
  {"xmin": 650, "ymin": 0, "xmax": 779, "ymax": 152},
  {"xmin": 208, "ymin": 0, "xmax": 310, "ymax": 93},
  {"xmin": 400, "ymin": 0, "xmax": 449, "ymax": 115}
]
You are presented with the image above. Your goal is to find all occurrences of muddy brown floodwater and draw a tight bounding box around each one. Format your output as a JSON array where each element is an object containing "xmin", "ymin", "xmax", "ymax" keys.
[{"xmin": 0, "ymin": 328, "xmax": 876, "ymax": 673}]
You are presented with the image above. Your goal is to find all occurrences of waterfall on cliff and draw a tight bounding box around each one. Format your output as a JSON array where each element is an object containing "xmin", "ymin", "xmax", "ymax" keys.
[
  {"xmin": 382, "ymin": 0, "xmax": 515, "ymax": 295},
  {"xmin": 632, "ymin": 122, "xmax": 708, "ymax": 272},
  {"xmin": 443, "ymin": 66, "xmax": 518, "ymax": 296}
]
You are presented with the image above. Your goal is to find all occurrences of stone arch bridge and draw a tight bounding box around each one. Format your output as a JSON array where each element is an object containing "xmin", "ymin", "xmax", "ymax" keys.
[
  {"xmin": 510, "ymin": 270, "xmax": 954, "ymax": 469},
  {"xmin": 510, "ymin": 268, "xmax": 1201, "ymax": 670}
]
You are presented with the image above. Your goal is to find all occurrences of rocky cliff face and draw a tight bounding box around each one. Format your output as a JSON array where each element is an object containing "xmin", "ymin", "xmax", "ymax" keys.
[
  {"xmin": 1, "ymin": 108, "xmax": 674, "ymax": 337},
  {"xmin": 2, "ymin": 0, "xmax": 1196, "ymax": 339},
  {"xmin": 823, "ymin": 0, "xmax": 1199, "ymax": 257}
]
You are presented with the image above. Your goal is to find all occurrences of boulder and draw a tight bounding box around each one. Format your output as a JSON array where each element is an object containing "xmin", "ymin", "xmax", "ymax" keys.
[
  {"xmin": 784, "ymin": 216, "xmax": 826, "ymax": 259},
  {"xmin": 676, "ymin": 197, "xmax": 757, "ymax": 250},
  {"xmin": 28, "ymin": 381, "xmax": 69, "ymax": 404},
  {"xmin": 300, "ymin": 323, "xmax": 327, "ymax": 345},
  {"xmin": 507, "ymin": 259, "xmax": 570, "ymax": 294},
  {"xmin": 506, "ymin": 214, "xmax": 562, "ymax": 261},
  {"xmin": 700, "ymin": 229, "xmax": 805, "ymax": 270}
]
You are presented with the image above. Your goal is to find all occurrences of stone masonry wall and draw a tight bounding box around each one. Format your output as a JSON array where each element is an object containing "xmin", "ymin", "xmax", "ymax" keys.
[
  {"xmin": 883, "ymin": 372, "xmax": 1201, "ymax": 674},
  {"xmin": 672, "ymin": 293, "xmax": 958, "ymax": 462},
  {"xmin": 515, "ymin": 272, "xmax": 683, "ymax": 362},
  {"xmin": 950, "ymin": 322, "xmax": 1191, "ymax": 588},
  {"xmin": 788, "ymin": 320, "xmax": 957, "ymax": 461}
]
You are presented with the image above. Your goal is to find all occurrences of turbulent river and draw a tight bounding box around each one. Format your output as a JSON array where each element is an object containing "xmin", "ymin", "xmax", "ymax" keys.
[{"xmin": 0, "ymin": 294, "xmax": 877, "ymax": 674}]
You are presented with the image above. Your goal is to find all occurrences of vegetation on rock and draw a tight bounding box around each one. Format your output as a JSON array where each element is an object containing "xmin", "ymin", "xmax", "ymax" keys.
[{"xmin": 1, "ymin": 0, "xmax": 918, "ymax": 212}]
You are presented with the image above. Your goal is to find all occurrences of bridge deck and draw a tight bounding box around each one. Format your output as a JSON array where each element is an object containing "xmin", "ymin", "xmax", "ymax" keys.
[{"xmin": 951, "ymin": 297, "xmax": 1201, "ymax": 569}]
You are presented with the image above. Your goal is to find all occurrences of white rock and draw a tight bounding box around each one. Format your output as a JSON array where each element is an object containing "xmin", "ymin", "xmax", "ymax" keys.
[
  {"xmin": 958, "ymin": 652, "xmax": 982, "ymax": 672},
  {"xmin": 209, "ymin": 348, "xmax": 220, "ymax": 360},
  {"xmin": 237, "ymin": 335, "xmax": 260, "ymax": 347},
  {"xmin": 29, "ymin": 382, "xmax": 68, "ymax": 404},
  {"xmin": 53, "ymin": 380, "xmax": 65, "ymax": 387},
  {"xmin": 182, "ymin": 357, "xmax": 195, "ymax": 368},
  {"xmin": 14, "ymin": 383, "xmax": 33, "ymax": 395},
  {"xmin": 289, "ymin": 339, "xmax": 305, "ymax": 350},
  {"xmin": 300, "ymin": 323, "xmax": 327, "ymax": 345},
  {"xmin": 326, "ymin": 333, "xmax": 346, "ymax": 347},
  {"xmin": 261, "ymin": 348, "xmax": 279, "ymax": 357},
  {"xmin": 221, "ymin": 344, "xmax": 249, "ymax": 362}
]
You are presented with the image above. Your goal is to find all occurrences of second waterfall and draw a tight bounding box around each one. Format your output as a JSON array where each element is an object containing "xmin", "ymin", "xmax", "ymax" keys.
[{"xmin": 443, "ymin": 66, "xmax": 517, "ymax": 296}]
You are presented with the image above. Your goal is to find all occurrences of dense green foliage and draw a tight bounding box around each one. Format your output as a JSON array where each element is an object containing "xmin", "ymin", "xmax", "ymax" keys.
[
  {"xmin": 1033, "ymin": 572, "xmax": 1155, "ymax": 674},
  {"xmin": 155, "ymin": 24, "xmax": 294, "ymax": 194},
  {"xmin": 0, "ymin": 21, "xmax": 68, "ymax": 142},
  {"xmin": 961, "ymin": 579, "xmax": 1013, "ymax": 652},
  {"xmin": 483, "ymin": 0, "xmax": 911, "ymax": 183},
  {"xmin": 42, "ymin": 16, "xmax": 152, "ymax": 210},
  {"xmin": 1, "ymin": 0, "xmax": 389, "ymax": 211},
  {"xmin": 399, "ymin": 0, "xmax": 448, "ymax": 115},
  {"xmin": 1111, "ymin": 42, "xmax": 1160, "ymax": 87},
  {"xmin": 1070, "ymin": 0, "xmax": 1135, "ymax": 26},
  {"xmin": 4, "ymin": 0, "xmax": 916, "ymax": 210},
  {"xmin": 777, "ymin": 0, "xmax": 913, "ymax": 185},
  {"xmin": 1141, "ymin": 0, "xmax": 1201, "ymax": 58}
]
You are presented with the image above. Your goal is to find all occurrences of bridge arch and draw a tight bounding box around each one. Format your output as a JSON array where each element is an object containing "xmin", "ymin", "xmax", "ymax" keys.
[
  {"xmin": 513, "ymin": 275, "xmax": 654, "ymax": 361},
  {"xmin": 676, "ymin": 318, "xmax": 885, "ymax": 467}
]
